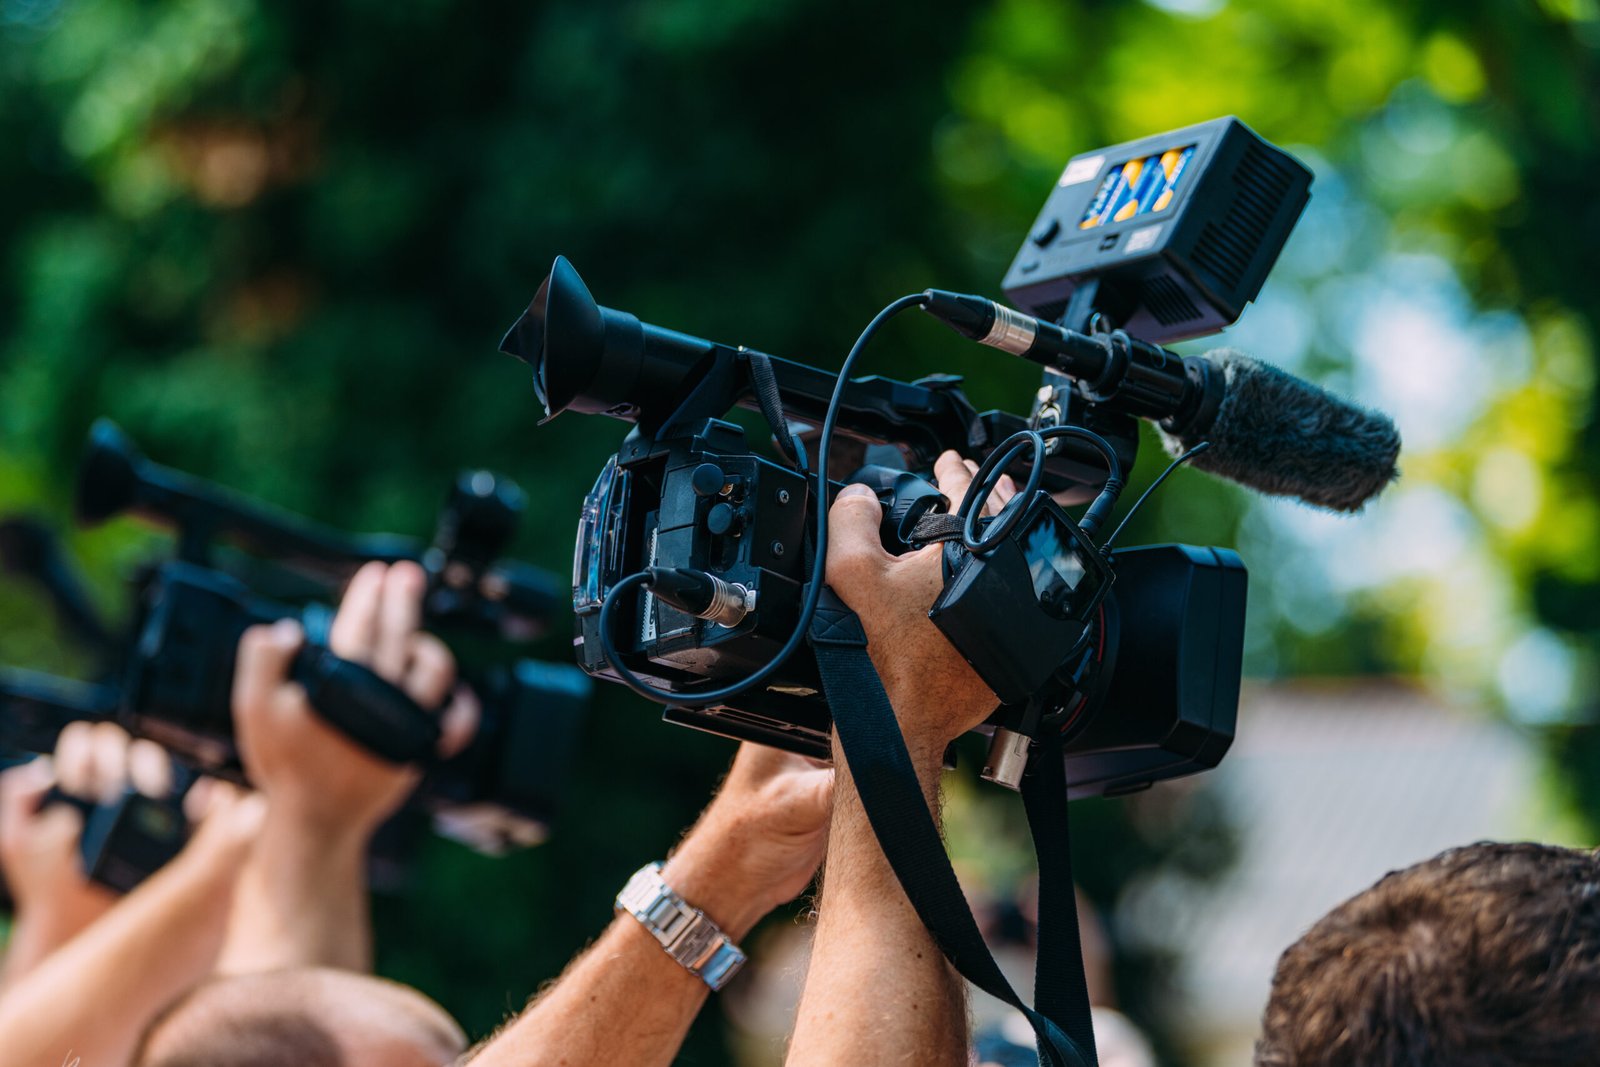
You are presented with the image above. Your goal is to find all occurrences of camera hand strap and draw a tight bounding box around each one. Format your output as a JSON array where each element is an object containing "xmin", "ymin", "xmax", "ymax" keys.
[{"xmin": 809, "ymin": 585, "xmax": 1097, "ymax": 1067}]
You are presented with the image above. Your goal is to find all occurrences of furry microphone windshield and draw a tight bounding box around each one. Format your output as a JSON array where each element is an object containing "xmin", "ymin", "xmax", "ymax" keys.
[{"xmin": 1159, "ymin": 350, "xmax": 1400, "ymax": 513}]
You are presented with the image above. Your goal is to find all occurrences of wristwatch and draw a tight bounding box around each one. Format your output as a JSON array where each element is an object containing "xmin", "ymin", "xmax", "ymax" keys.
[{"xmin": 615, "ymin": 862, "xmax": 748, "ymax": 990}]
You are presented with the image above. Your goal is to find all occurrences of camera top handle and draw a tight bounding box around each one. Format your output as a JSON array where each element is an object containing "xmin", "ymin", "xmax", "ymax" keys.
[
  {"xmin": 501, "ymin": 257, "xmax": 1135, "ymax": 500},
  {"xmin": 75, "ymin": 421, "xmax": 562, "ymax": 636},
  {"xmin": 78, "ymin": 419, "xmax": 416, "ymax": 579}
]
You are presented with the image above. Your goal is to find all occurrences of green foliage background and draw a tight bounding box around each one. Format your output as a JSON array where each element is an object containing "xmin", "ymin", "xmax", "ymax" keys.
[{"xmin": 2, "ymin": 0, "xmax": 1599, "ymax": 1061}]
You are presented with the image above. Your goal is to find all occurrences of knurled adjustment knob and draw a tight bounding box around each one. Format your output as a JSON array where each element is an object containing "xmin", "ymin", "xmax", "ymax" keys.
[
  {"xmin": 706, "ymin": 502, "xmax": 738, "ymax": 536},
  {"xmin": 690, "ymin": 463, "xmax": 728, "ymax": 497}
]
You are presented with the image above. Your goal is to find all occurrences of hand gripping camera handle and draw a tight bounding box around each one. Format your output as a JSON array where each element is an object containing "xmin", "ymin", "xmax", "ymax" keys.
[
  {"xmin": 845, "ymin": 465, "xmax": 950, "ymax": 552},
  {"xmin": 289, "ymin": 646, "xmax": 441, "ymax": 764}
]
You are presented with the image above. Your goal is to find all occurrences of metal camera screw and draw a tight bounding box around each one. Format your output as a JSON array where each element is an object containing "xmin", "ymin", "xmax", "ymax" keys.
[
  {"xmin": 770, "ymin": 541, "xmax": 785, "ymax": 557},
  {"xmin": 777, "ymin": 489, "xmax": 791, "ymax": 505}
]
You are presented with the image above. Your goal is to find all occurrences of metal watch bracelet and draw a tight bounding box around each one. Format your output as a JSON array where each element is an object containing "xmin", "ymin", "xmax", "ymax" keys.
[{"xmin": 615, "ymin": 862, "xmax": 748, "ymax": 990}]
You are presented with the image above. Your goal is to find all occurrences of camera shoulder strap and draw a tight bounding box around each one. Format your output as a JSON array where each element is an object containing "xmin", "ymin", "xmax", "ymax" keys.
[{"xmin": 808, "ymin": 584, "xmax": 1098, "ymax": 1067}]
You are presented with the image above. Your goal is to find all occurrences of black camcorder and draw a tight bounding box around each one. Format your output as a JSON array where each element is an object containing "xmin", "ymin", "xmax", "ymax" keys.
[
  {"xmin": 4, "ymin": 432, "xmax": 601, "ymax": 852},
  {"xmin": 501, "ymin": 117, "xmax": 1331, "ymax": 797},
  {"xmin": 59, "ymin": 426, "xmax": 597, "ymax": 849},
  {"xmin": 49, "ymin": 782, "xmax": 189, "ymax": 895},
  {"xmin": 0, "ymin": 764, "xmax": 189, "ymax": 904}
]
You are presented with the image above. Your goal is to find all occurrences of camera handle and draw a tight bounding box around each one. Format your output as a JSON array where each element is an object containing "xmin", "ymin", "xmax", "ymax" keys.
[
  {"xmin": 289, "ymin": 645, "xmax": 442, "ymax": 765},
  {"xmin": 808, "ymin": 586, "xmax": 1097, "ymax": 1067}
]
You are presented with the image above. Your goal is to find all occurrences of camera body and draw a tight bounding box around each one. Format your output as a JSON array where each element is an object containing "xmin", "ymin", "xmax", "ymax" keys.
[
  {"xmin": 509, "ymin": 253, "xmax": 1139, "ymax": 760},
  {"xmin": 531, "ymin": 293, "xmax": 1249, "ymax": 793},
  {"xmin": 503, "ymin": 118, "xmax": 1306, "ymax": 796},
  {"xmin": 574, "ymin": 425, "xmax": 827, "ymax": 754},
  {"xmin": 60, "ymin": 428, "xmax": 594, "ymax": 850},
  {"xmin": 0, "ymin": 771, "xmax": 188, "ymax": 904}
]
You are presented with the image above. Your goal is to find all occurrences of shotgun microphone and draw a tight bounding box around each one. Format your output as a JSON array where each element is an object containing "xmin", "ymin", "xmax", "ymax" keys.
[
  {"xmin": 920, "ymin": 292, "xmax": 1400, "ymax": 513},
  {"xmin": 1157, "ymin": 349, "xmax": 1400, "ymax": 513}
]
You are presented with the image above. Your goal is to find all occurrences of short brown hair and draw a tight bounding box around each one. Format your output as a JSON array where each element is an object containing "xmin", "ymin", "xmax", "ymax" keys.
[
  {"xmin": 135, "ymin": 976, "xmax": 342, "ymax": 1067},
  {"xmin": 135, "ymin": 968, "xmax": 463, "ymax": 1067},
  {"xmin": 1256, "ymin": 841, "xmax": 1600, "ymax": 1066}
]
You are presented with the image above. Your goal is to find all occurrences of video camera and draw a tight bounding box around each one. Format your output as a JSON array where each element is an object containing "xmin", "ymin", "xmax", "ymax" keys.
[
  {"xmin": 503, "ymin": 117, "xmax": 1395, "ymax": 797},
  {"xmin": 58, "ymin": 427, "xmax": 597, "ymax": 849},
  {"xmin": 0, "ymin": 778, "xmax": 189, "ymax": 905},
  {"xmin": 5, "ymin": 433, "xmax": 600, "ymax": 852}
]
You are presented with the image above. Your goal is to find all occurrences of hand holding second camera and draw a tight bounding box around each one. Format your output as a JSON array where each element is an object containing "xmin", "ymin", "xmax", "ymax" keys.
[
  {"xmin": 231, "ymin": 560, "xmax": 476, "ymax": 841},
  {"xmin": 222, "ymin": 560, "xmax": 476, "ymax": 974}
]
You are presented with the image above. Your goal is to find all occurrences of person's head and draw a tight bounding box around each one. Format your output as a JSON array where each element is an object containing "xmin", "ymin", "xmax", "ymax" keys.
[
  {"xmin": 1256, "ymin": 841, "xmax": 1600, "ymax": 1066},
  {"xmin": 135, "ymin": 967, "xmax": 467, "ymax": 1067}
]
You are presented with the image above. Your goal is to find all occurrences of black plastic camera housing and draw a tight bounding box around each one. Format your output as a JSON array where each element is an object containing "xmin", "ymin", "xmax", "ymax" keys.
[{"xmin": 1004, "ymin": 116, "xmax": 1311, "ymax": 340}]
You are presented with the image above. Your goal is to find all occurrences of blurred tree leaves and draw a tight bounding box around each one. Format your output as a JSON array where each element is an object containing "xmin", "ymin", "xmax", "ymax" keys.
[{"xmin": 3, "ymin": 0, "xmax": 1600, "ymax": 1062}]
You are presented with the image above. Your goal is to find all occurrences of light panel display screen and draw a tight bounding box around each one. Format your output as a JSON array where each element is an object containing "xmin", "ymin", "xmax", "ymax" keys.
[{"xmin": 1077, "ymin": 144, "xmax": 1196, "ymax": 230}]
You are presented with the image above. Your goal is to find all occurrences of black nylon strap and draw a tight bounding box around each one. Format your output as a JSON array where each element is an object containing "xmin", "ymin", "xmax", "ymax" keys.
[
  {"xmin": 747, "ymin": 352, "xmax": 807, "ymax": 470},
  {"xmin": 1023, "ymin": 733, "xmax": 1098, "ymax": 1060},
  {"xmin": 808, "ymin": 585, "xmax": 1095, "ymax": 1067},
  {"xmin": 909, "ymin": 511, "xmax": 967, "ymax": 545}
]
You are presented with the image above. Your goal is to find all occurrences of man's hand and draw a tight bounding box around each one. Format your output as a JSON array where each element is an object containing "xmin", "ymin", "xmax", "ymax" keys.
[
  {"xmin": 0, "ymin": 723, "xmax": 172, "ymax": 988},
  {"xmin": 221, "ymin": 560, "xmax": 475, "ymax": 975},
  {"xmin": 662, "ymin": 743, "xmax": 833, "ymax": 939},
  {"xmin": 824, "ymin": 450, "xmax": 1015, "ymax": 771},
  {"xmin": 231, "ymin": 560, "xmax": 475, "ymax": 840}
]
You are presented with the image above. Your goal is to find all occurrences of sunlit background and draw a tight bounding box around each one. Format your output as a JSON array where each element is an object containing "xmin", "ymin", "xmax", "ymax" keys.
[{"xmin": 2, "ymin": 0, "xmax": 1598, "ymax": 1063}]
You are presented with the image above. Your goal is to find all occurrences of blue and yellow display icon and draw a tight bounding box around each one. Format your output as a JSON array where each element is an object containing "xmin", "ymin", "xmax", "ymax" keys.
[{"xmin": 1077, "ymin": 145, "xmax": 1196, "ymax": 230}]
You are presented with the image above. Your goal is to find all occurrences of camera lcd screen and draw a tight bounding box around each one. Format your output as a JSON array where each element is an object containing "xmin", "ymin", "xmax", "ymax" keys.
[
  {"xmin": 1078, "ymin": 144, "xmax": 1196, "ymax": 231},
  {"xmin": 1020, "ymin": 508, "xmax": 1096, "ymax": 620}
]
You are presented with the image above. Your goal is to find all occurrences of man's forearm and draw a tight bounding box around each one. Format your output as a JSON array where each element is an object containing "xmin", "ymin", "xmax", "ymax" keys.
[
  {"xmin": 0, "ymin": 838, "xmax": 243, "ymax": 1067},
  {"xmin": 787, "ymin": 737, "xmax": 967, "ymax": 1067},
  {"xmin": 0, "ymin": 912, "xmax": 87, "ymax": 992},
  {"xmin": 469, "ymin": 913, "xmax": 716, "ymax": 1067},
  {"xmin": 218, "ymin": 812, "xmax": 372, "ymax": 974},
  {"xmin": 472, "ymin": 827, "xmax": 769, "ymax": 1067}
]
